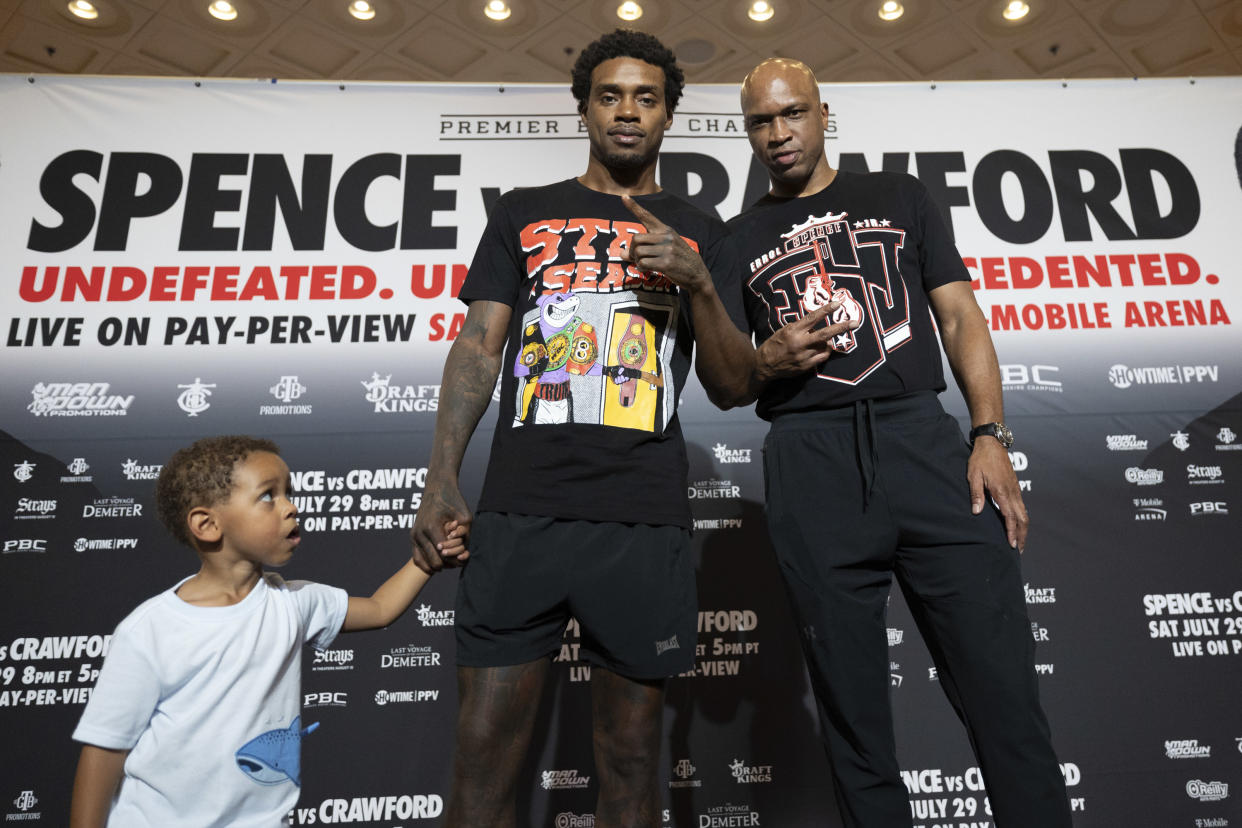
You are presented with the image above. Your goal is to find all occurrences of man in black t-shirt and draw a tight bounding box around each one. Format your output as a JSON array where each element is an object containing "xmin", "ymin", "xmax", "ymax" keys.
[
  {"xmin": 714, "ymin": 59, "xmax": 1074, "ymax": 827},
  {"xmin": 407, "ymin": 32, "xmax": 804, "ymax": 828}
]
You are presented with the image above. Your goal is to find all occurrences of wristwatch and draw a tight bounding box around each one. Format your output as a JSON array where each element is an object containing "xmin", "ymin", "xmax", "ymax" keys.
[{"xmin": 969, "ymin": 422, "xmax": 1014, "ymax": 449}]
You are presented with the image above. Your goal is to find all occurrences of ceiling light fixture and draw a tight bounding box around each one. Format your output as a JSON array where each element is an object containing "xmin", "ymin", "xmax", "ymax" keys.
[
  {"xmin": 748, "ymin": 1, "xmax": 774, "ymax": 22},
  {"xmin": 617, "ymin": 1, "xmax": 643, "ymax": 21},
  {"xmin": 349, "ymin": 1, "xmax": 376, "ymax": 21},
  {"xmin": 67, "ymin": 1, "xmax": 99, "ymax": 20},
  {"xmin": 878, "ymin": 0, "xmax": 903, "ymax": 20},
  {"xmin": 208, "ymin": 0, "xmax": 238, "ymax": 21},
  {"xmin": 484, "ymin": 0, "xmax": 512, "ymax": 20},
  {"xmin": 1002, "ymin": 0, "xmax": 1030, "ymax": 19}
]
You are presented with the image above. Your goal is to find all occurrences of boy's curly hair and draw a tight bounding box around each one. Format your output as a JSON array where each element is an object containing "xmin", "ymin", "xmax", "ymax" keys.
[
  {"xmin": 571, "ymin": 29, "xmax": 685, "ymax": 115},
  {"xmin": 155, "ymin": 435, "xmax": 279, "ymax": 546}
]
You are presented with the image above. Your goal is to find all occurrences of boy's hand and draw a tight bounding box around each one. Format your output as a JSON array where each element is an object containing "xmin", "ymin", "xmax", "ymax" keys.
[{"xmin": 438, "ymin": 519, "xmax": 469, "ymax": 558}]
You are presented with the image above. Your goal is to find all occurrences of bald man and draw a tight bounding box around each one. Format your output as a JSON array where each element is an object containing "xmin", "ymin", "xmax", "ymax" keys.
[{"xmin": 712, "ymin": 59, "xmax": 1074, "ymax": 827}]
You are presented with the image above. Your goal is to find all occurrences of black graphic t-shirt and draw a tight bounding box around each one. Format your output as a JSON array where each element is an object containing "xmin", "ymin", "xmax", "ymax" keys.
[
  {"xmin": 727, "ymin": 170, "xmax": 970, "ymax": 419},
  {"xmin": 460, "ymin": 178, "xmax": 746, "ymax": 528}
]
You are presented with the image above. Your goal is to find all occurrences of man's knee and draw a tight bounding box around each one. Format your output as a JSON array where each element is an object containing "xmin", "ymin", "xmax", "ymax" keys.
[
  {"xmin": 591, "ymin": 670, "xmax": 664, "ymax": 778},
  {"xmin": 454, "ymin": 662, "xmax": 547, "ymax": 755},
  {"xmin": 453, "ymin": 704, "xmax": 513, "ymax": 759},
  {"xmin": 596, "ymin": 714, "xmax": 660, "ymax": 766}
]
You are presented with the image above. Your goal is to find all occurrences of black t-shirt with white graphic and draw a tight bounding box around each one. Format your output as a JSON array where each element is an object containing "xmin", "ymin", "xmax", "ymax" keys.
[
  {"xmin": 727, "ymin": 170, "xmax": 970, "ymax": 419},
  {"xmin": 460, "ymin": 178, "xmax": 746, "ymax": 528}
]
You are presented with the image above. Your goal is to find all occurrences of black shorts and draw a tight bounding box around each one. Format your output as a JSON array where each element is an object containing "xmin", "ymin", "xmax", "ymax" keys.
[{"xmin": 454, "ymin": 512, "xmax": 697, "ymax": 679}]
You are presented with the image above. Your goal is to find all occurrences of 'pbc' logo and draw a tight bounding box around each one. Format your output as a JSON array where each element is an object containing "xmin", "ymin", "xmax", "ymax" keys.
[{"xmin": 3, "ymin": 539, "xmax": 48, "ymax": 554}]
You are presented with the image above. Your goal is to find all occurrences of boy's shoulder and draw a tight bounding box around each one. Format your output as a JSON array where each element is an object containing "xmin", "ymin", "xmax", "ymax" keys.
[
  {"xmin": 110, "ymin": 573, "xmax": 342, "ymax": 640},
  {"xmin": 112, "ymin": 578, "xmax": 187, "ymax": 633},
  {"xmin": 113, "ymin": 573, "xmax": 281, "ymax": 635},
  {"xmin": 263, "ymin": 571, "xmax": 335, "ymax": 595},
  {"xmin": 262, "ymin": 572, "xmax": 348, "ymax": 622}
]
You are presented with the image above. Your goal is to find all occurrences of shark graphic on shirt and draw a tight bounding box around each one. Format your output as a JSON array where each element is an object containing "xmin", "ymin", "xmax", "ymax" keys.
[{"xmin": 234, "ymin": 716, "xmax": 318, "ymax": 787}]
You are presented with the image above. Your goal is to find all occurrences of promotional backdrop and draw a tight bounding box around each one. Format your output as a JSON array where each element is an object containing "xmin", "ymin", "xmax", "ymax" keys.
[{"xmin": 2, "ymin": 74, "xmax": 1240, "ymax": 827}]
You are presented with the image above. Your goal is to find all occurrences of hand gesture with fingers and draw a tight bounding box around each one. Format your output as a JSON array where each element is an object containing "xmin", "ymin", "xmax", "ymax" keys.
[
  {"xmin": 621, "ymin": 195, "xmax": 712, "ymax": 292},
  {"xmin": 755, "ymin": 302, "xmax": 861, "ymax": 380}
]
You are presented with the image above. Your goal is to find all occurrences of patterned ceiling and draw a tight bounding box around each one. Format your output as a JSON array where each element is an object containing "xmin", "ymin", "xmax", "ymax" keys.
[{"xmin": 0, "ymin": 0, "xmax": 1238, "ymax": 84}]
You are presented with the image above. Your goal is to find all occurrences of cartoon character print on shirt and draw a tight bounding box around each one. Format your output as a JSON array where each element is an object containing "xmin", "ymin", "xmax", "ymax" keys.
[
  {"xmin": 514, "ymin": 290, "xmax": 602, "ymax": 425},
  {"xmin": 235, "ymin": 716, "xmax": 318, "ymax": 787},
  {"xmin": 746, "ymin": 210, "xmax": 914, "ymax": 386},
  {"xmin": 512, "ymin": 215, "xmax": 686, "ymax": 432}
]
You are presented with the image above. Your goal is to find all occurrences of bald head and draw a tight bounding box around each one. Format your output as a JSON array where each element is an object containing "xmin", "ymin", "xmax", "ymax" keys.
[
  {"xmin": 739, "ymin": 58, "xmax": 834, "ymax": 197},
  {"xmin": 741, "ymin": 58, "xmax": 822, "ymax": 112}
]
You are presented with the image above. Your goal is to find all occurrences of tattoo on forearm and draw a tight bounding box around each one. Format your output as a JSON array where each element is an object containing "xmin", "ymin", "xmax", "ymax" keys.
[{"xmin": 431, "ymin": 308, "xmax": 504, "ymax": 473}]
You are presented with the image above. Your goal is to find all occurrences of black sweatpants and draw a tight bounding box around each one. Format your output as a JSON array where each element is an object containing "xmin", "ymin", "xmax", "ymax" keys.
[{"xmin": 762, "ymin": 391, "xmax": 1072, "ymax": 828}]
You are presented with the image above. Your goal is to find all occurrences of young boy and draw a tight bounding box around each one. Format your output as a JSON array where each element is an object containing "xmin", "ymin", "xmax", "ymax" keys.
[{"xmin": 69, "ymin": 435, "xmax": 460, "ymax": 828}]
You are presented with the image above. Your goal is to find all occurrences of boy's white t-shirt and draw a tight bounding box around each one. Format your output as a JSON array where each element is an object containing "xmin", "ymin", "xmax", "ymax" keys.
[{"xmin": 73, "ymin": 572, "xmax": 348, "ymax": 828}]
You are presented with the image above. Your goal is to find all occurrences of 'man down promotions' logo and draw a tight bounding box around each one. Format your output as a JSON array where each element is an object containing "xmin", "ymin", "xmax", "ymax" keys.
[{"xmin": 28, "ymin": 382, "xmax": 132, "ymax": 417}]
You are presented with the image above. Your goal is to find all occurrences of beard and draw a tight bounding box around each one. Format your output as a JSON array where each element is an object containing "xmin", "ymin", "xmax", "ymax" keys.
[{"xmin": 601, "ymin": 144, "xmax": 657, "ymax": 172}]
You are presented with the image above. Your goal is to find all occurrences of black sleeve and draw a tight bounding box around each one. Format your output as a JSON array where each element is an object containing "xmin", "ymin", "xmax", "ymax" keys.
[
  {"xmin": 702, "ymin": 227, "xmax": 751, "ymax": 335},
  {"xmin": 913, "ymin": 179, "xmax": 972, "ymax": 291},
  {"xmin": 458, "ymin": 197, "xmax": 522, "ymax": 308}
]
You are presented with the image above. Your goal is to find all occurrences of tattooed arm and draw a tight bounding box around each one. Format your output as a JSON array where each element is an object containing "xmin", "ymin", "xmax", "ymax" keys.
[{"xmin": 409, "ymin": 299, "xmax": 511, "ymax": 572}]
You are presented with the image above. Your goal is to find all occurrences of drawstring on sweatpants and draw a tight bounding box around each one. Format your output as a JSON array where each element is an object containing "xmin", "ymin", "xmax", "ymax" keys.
[
  {"xmin": 769, "ymin": 392, "xmax": 942, "ymax": 511},
  {"xmin": 853, "ymin": 398, "xmax": 879, "ymax": 510}
]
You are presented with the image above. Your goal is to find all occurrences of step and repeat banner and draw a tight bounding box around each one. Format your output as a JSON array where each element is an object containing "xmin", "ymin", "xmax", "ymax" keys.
[{"xmin": 1, "ymin": 73, "xmax": 1240, "ymax": 827}]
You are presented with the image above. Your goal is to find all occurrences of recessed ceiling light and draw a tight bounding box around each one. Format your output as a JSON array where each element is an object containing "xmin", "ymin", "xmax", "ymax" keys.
[
  {"xmin": 348, "ymin": 1, "xmax": 376, "ymax": 21},
  {"xmin": 67, "ymin": 1, "xmax": 99, "ymax": 20},
  {"xmin": 484, "ymin": 0, "xmax": 511, "ymax": 20},
  {"xmin": 208, "ymin": 1, "xmax": 238, "ymax": 22},
  {"xmin": 676, "ymin": 37, "xmax": 717, "ymax": 64},
  {"xmin": 878, "ymin": 0, "xmax": 903, "ymax": 21},
  {"xmin": 617, "ymin": 1, "xmax": 643, "ymax": 21},
  {"xmin": 1002, "ymin": 0, "xmax": 1030, "ymax": 19},
  {"xmin": 748, "ymin": 1, "xmax": 774, "ymax": 22}
]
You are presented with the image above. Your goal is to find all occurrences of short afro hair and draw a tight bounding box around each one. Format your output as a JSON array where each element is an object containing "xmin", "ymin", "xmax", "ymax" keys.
[
  {"xmin": 571, "ymin": 29, "xmax": 685, "ymax": 115},
  {"xmin": 155, "ymin": 435, "xmax": 279, "ymax": 547}
]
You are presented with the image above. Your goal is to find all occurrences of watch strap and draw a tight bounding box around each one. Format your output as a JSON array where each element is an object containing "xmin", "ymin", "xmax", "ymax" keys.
[{"xmin": 969, "ymin": 422, "xmax": 1012, "ymax": 448}]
